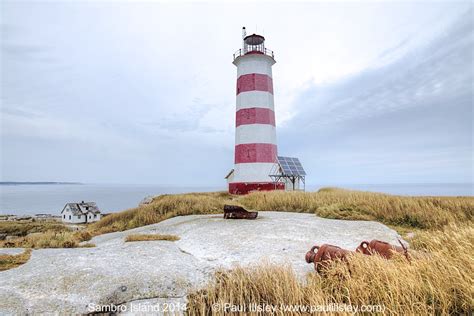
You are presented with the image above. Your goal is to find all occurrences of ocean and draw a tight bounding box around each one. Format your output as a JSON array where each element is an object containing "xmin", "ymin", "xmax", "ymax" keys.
[
  {"xmin": 0, "ymin": 184, "xmax": 223, "ymax": 216},
  {"xmin": 1, "ymin": 183, "xmax": 472, "ymax": 216}
]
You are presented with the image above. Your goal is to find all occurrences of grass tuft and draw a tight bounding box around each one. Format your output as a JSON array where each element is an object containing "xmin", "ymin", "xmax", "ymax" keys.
[
  {"xmin": 79, "ymin": 243, "xmax": 96, "ymax": 248},
  {"xmin": 0, "ymin": 230, "xmax": 94, "ymax": 248},
  {"xmin": 0, "ymin": 220, "xmax": 69, "ymax": 237},
  {"xmin": 125, "ymin": 234, "xmax": 180, "ymax": 242},
  {"xmin": 89, "ymin": 192, "xmax": 230, "ymax": 235},
  {"xmin": 0, "ymin": 249, "xmax": 32, "ymax": 271}
]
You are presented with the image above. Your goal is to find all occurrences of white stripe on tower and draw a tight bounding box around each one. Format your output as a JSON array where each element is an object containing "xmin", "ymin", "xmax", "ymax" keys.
[
  {"xmin": 232, "ymin": 163, "xmax": 277, "ymax": 182},
  {"xmin": 235, "ymin": 124, "xmax": 277, "ymax": 145},
  {"xmin": 237, "ymin": 57, "xmax": 273, "ymax": 78},
  {"xmin": 236, "ymin": 91, "xmax": 275, "ymax": 111}
]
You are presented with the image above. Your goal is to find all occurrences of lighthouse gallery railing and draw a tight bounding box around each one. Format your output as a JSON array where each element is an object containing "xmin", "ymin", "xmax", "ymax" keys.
[{"xmin": 233, "ymin": 48, "xmax": 274, "ymax": 61}]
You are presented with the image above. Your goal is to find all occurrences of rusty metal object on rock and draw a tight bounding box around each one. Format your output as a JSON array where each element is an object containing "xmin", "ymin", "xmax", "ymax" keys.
[
  {"xmin": 356, "ymin": 239, "xmax": 409, "ymax": 260},
  {"xmin": 305, "ymin": 244, "xmax": 353, "ymax": 272},
  {"xmin": 223, "ymin": 205, "xmax": 258, "ymax": 219}
]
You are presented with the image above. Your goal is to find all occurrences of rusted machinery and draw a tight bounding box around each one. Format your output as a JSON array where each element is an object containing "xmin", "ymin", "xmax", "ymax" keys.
[
  {"xmin": 306, "ymin": 239, "xmax": 410, "ymax": 272},
  {"xmin": 356, "ymin": 239, "xmax": 409, "ymax": 261},
  {"xmin": 223, "ymin": 205, "xmax": 258, "ymax": 219},
  {"xmin": 305, "ymin": 244, "xmax": 353, "ymax": 272}
]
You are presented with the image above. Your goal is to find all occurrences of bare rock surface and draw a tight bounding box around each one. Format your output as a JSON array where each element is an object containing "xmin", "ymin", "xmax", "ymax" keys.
[
  {"xmin": 0, "ymin": 212, "xmax": 402, "ymax": 314},
  {"xmin": 0, "ymin": 248, "xmax": 25, "ymax": 255}
]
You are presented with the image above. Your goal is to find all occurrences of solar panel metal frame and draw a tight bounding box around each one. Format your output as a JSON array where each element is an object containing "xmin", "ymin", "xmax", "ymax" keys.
[{"xmin": 277, "ymin": 156, "xmax": 306, "ymax": 176}]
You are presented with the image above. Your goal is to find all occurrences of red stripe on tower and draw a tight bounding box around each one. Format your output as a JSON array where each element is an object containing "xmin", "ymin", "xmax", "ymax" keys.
[
  {"xmin": 229, "ymin": 182, "xmax": 285, "ymax": 194},
  {"xmin": 234, "ymin": 143, "xmax": 277, "ymax": 164},
  {"xmin": 236, "ymin": 108, "xmax": 275, "ymax": 127},
  {"xmin": 236, "ymin": 73, "xmax": 273, "ymax": 95}
]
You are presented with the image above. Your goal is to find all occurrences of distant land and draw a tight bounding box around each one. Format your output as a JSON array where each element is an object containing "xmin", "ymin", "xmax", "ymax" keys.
[{"xmin": 0, "ymin": 182, "xmax": 83, "ymax": 185}]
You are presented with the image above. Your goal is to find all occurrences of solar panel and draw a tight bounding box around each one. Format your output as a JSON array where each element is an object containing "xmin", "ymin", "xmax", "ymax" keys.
[{"xmin": 277, "ymin": 156, "xmax": 306, "ymax": 176}]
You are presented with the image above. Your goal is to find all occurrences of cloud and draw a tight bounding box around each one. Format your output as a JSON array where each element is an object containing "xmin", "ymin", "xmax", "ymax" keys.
[
  {"xmin": 2, "ymin": 44, "xmax": 45, "ymax": 56},
  {"xmin": 1, "ymin": 24, "xmax": 56, "ymax": 63},
  {"xmin": 279, "ymin": 9, "xmax": 473, "ymax": 184},
  {"xmin": 1, "ymin": 2, "xmax": 471, "ymax": 185},
  {"xmin": 0, "ymin": 106, "xmax": 41, "ymax": 119},
  {"xmin": 291, "ymin": 10, "xmax": 472, "ymax": 128},
  {"xmin": 377, "ymin": 37, "xmax": 411, "ymax": 60}
]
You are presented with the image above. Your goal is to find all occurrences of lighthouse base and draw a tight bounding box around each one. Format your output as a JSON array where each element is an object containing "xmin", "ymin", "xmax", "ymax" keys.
[{"xmin": 229, "ymin": 182, "xmax": 285, "ymax": 195}]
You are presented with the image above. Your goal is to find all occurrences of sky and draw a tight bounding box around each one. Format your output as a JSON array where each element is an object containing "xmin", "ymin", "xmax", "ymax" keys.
[{"xmin": 1, "ymin": 1, "xmax": 472, "ymax": 186}]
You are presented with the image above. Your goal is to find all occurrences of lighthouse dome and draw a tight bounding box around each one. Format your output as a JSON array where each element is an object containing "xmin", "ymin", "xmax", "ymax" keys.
[{"xmin": 244, "ymin": 34, "xmax": 265, "ymax": 45}]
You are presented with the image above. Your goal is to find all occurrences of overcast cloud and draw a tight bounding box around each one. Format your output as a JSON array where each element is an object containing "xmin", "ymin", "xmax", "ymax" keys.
[{"xmin": 1, "ymin": 1, "xmax": 472, "ymax": 186}]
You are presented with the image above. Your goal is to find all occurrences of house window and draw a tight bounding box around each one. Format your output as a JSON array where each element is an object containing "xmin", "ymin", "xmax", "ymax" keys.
[
  {"xmin": 69, "ymin": 215, "xmax": 71, "ymax": 220},
  {"xmin": 94, "ymin": 214, "xmax": 97, "ymax": 218},
  {"xmin": 63, "ymin": 215, "xmax": 65, "ymax": 219},
  {"xmin": 77, "ymin": 215, "xmax": 81, "ymax": 219}
]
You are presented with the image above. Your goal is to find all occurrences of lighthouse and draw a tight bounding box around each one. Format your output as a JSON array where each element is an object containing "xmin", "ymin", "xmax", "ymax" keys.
[{"xmin": 226, "ymin": 27, "xmax": 285, "ymax": 194}]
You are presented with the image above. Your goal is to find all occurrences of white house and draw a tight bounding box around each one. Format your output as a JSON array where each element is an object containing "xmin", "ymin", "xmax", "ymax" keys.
[{"xmin": 61, "ymin": 201, "xmax": 102, "ymax": 224}]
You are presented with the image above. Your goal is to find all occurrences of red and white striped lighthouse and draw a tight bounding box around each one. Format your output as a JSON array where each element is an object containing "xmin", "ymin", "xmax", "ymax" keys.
[{"xmin": 228, "ymin": 28, "xmax": 285, "ymax": 194}]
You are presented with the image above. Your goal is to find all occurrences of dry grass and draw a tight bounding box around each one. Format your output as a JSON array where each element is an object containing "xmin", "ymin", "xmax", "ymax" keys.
[
  {"xmin": 187, "ymin": 224, "xmax": 474, "ymax": 315},
  {"xmin": 239, "ymin": 188, "xmax": 474, "ymax": 229},
  {"xmin": 3, "ymin": 188, "xmax": 472, "ymax": 251},
  {"xmin": 88, "ymin": 192, "xmax": 230, "ymax": 235},
  {"xmin": 125, "ymin": 234, "xmax": 180, "ymax": 242},
  {"xmin": 79, "ymin": 242, "xmax": 96, "ymax": 248},
  {"xmin": 0, "ymin": 230, "xmax": 94, "ymax": 248},
  {"xmin": 0, "ymin": 249, "xmax": 32, "ymax": 271},
  {"xmin": 0, "ymin": 220, "xmax": 69, "ymax": 237}
]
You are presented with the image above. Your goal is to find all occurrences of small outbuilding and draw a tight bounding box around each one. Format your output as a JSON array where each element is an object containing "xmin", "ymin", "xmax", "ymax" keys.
[{"xmin": 61, "ymin": 201, "xmax": 101, "ymax": 224}]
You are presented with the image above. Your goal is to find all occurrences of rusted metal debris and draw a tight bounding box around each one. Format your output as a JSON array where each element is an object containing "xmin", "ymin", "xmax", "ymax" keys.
[
  {"xmin": 305, "ymin": 244, "xmax": 353, "ymax": 273},
  {"xmin": 305, "ymin": 239, "xmax": 410, "ymax": 272},
  {"xmin": 356, "ymin": 239, "xmax": 410, "ymax": 261},
  {"xmin": 223, "ymin": 205, "xmax": 258, "ymax": 219}
]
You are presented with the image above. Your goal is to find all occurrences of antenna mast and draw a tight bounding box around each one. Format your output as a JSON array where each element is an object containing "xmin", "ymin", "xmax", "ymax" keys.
[{"xmin": 242, "ymin": 26, "xmax": 247, "ymax": 52}]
